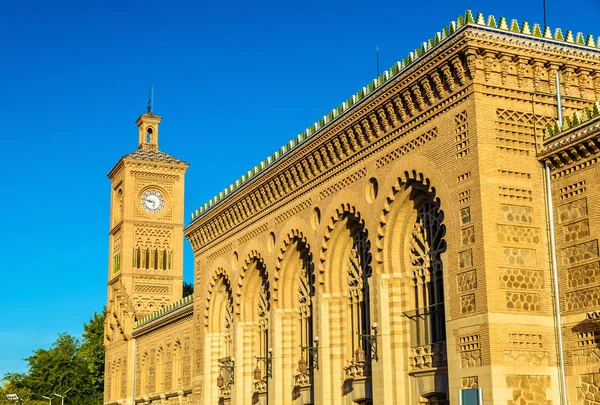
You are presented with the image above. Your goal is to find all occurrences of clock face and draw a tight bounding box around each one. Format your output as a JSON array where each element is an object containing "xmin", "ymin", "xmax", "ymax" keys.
[{"xmin": 141, "ymin": 189, "xmax": 165, "ymax": 214}]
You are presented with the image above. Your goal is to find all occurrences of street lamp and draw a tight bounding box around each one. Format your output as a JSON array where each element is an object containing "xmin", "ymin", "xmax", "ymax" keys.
[
  {"xmin": 6, "ymin": 394, "xmax": 21, "ymax": 404},
  {"xmin": 53, "ymin": 388, "xmax": 72, "ymax": 405},
  {"xmin": 41, "ymin": 395, "xmax": 52, "ymax": 405}
]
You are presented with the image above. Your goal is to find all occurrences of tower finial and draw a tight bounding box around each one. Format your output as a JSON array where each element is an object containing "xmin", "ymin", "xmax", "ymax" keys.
[{"xmin": 147, "ymin": 86, "xmax": 154, "ymax": 113}]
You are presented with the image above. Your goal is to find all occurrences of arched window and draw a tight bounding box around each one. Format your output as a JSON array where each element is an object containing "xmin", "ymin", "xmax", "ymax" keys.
[
  {"xmin": 348, "ymin": 231, "xmax": 372, "ymax": 364},
  {"xmin": 298, "ymin": 253, "xmax": 313, "ymax": 358},
  {"xmin": 409, "ymin": 201, "xmax": 446, "ymax": 347}
]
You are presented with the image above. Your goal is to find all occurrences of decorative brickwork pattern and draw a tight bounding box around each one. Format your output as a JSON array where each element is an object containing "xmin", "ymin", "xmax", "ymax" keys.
[
  {"xmin": 500, "ymin": 204, "xmax": 533, "ymax": 223},
  {"xmin": 461, "ymin": 226, "xmax": 475, "ymax": 246},
  {"xmin": 457, "ymin": 171, "xmax": 471, "ymax": 183},
  {"xmin": 133, "ymin": 284, "xmax": 171, "ymax": 295},
  {"xmin": 462, "ymin": 376, "xmax": 479, "ymax": 388},
  {"xmin": 457, "ymin": 270, "xmax": 477, "ymax": 293},
  {"xmin": 506, "ymin": 375, "xmax": 550, "ymax": 405},
  {"xmin": 460, "ymin": 294, "xmax": 476, "ymax": 314},
  {"xmin": 560, "ymin": 180, "xmax": 587, "ymax": 200},
  {"xmin": 461, "ymin": 207, "xmax": 471, "ymax": 224},
  {"xmin": 568, "ymin": 261, "xmax": 600, "ymax": 288},
  {"xmin": 578, "ymin": 373, "xmax": 600, "ymax": 405},
  {"xmin": 459, "ymin": 249, "xmax": 473, "ymax": 269},
  {"xmin": 237, "ymin": 223, "xmax": 269, "ymax": 245},
  {"xmin": 498, "ymin": 170, "xmax": 531, "ymax": 180},
  {"xmin": 206, "ymin": 244, "xmax": 232, "ymax": 262},
  {"xmin": 566, "ymin": 285, "xmax": 600, "ymax": 311},
  {"xmin": 459, "ymin": 334, "xmax": 481, "ymax": 368},
  {"xmin": 455, "ymin": 111, "xmax": 470, "ymax": 158},
  {"xmin": 498, "ymin": 187, "xmax": 533, "ymax": 202},
  {"xmin": 376, "ymin": 128, "xmax": 439, "ymax": 168},
  {"xmin": 506, "ymin": 292, "xmax": 540, "ymax": 312},
  {"xmin": 564, "ymin": 219, "xmax": 591, "ymax": 243},
  {"xmin": 274, "ymin": 199, "xmax": 312, "ymax": 224},
  {"xmin": 458, "ymin": 189, "xmax": 471, "ymax": 205},
  {"xmin": 561, "ymin": 240, "xmax": 599, "ymax": 266},
  {"xmin": 503, "ymin": 248, "xmax": 537, "ymax": 267},
  {"xmin": 497, "ymin": 225, "xmax": 540, "ymax": 244},
  {"xmin": 574, "ymin": 330, "xmax": 600, "ymax": 366},
  {"xmin": 318, "ymin": 168, "xmax": 367, "ymax": 199},
  {"xmin": 558, "ymin": 198, "xmax": 588, "ymax": 223},
  {"xmin": 499, "ymin": 268, "xmax": 544, "ymax": 290},
  {"xmin": 505, "ymin": 333, "xmax": 549, "ymax": 366}
]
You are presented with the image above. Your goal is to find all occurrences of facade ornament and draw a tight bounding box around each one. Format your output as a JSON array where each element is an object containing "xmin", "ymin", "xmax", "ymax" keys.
[
  {"xmin": 577, "ymin": 68, "xmax": 591, "ymax": 98},
  {"xmin": 402, "ymin": 91, "xmax": 416, "ymax": 116},
  {"xmin": 563, "ymin": 66, "xmax": 575, "ymax": 96},
  {"xmin": 360, "ymin": 119, "xmax": 374, "ymax": 143},
  {"xmin": 353, "ymin": 124, "xmax": 365, "ymax": 148},
  {"xmin": 376, "ymin": 109, "xmax": 390, "ymax": 133},
  {"xmin": 325, "ymin": 143, "xmax": 338, "ymax": 164},
  {"xmin": 339, "ymin": 132, "xmax": 352, "ymax": 155},
  {"xmin": 332, "ymin": 138, "xmax": 345, "ymax": 159},
  {"xmin": 368, "ymin": 113, "xmax": 382, "ymax": 137},
  {"xmin": 496, "ymin": 53, "xmax": 510, "ymax": 84},
  {"xmin": 421, "ymin": 77, "xmax": 434, "ymax": 105},
  {"xmin": 547, "ymin": 63, "xmax": 560, "ymax": 94},
  {"xmin": 430, "ymin": 71, "xmax": 446, "ymax": 98},
  {"xmin": 392, "ymin": 96, "xmax": 407, "ymax": 121},
  {"xmin": 345, "ymin": 128, "xmax": 358, "ymax": 152},
  {"xmin": 516, "ymin": 56, "xmax": 530, "ymax": 88},
  {"xmin": 593, "ymin": 71, "xmax": 600, "ymax": 100},
  {"xmin": 290, "ymin": 166, "xmax": 301, "ymax": 185},
  {"xmin": 464, "ymin": 48, "xmax": 478, "ymax": 80},
  {"xmin": 306, "ymin": 155, "xmax": 318, "ymax": 176},
  {"xmin": 451, "ymin": 56, "xmax": 466, "ymax": 86},
  {"xmin": 441, "ymin": 64, "xmax": 455, "ymax": 92},
  {"xmin": 532, "ymin": 60, "xmax": 545, "ymax": 91},
  {"xmin": 411, "ymin": 84, "xmax": 425, "ymax": 110},
  {"xmin": 384, "ymin": 102, "xmax": 399, "ymax": 128}
]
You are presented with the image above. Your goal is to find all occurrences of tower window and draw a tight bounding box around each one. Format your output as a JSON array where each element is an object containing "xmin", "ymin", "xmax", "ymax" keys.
[{"xmin": 146, "ymin": 127, "xmax": 153, "ymax": 143}]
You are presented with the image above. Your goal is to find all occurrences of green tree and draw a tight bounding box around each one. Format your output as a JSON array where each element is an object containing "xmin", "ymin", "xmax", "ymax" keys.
[
  {"xmin": 183, "ymin": 281, "xmax": 194, "ymax": 296},
  {"xmin": 2, "ymin": 310, "xmax": 106, "ymax": 405},
  {"xmin": 78, "ymin": 309, "xmax": 106, "ymax": 404}
]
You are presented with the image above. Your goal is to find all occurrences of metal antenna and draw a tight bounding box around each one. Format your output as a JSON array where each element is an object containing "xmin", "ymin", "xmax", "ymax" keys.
[
  {"xmin": 543, "ymin": 0, "xmax": 547, "ymax": 32},
  {"xmin": 376, "ymin": 45, "xmax": 380, "ymax": 77}
]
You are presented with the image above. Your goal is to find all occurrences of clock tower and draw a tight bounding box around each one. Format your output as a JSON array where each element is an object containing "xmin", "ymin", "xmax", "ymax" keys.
[{"xmin": 105, "ymin": 110, "xmax": 189, "ymax": 345}]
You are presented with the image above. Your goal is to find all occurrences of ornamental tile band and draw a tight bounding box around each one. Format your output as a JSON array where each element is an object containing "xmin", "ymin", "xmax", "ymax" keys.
[
  {"xmin": 190, "ymin": 10, "xmax": 600, "ymax": 223},
  {"xmin": 133, "ymin": 293, "xmax": 194, "ymax": 328},
  {"xmin": 540, "ymin": 101, "xmax": 600, "ymax": 156}
]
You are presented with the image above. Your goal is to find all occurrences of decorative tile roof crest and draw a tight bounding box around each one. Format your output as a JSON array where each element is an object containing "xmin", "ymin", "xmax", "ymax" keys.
[
  {"xmin": 190, "ymin": 10, "xmax": 600, "ymax": 223},
  {"xmin": 544, "ymin": 101, "xmax": 600, "ymax": 139},
  {"xmin": 133, "ymin": 294, "xmax": 194, "ymax": 328},
  {"xmin": 540, "ymin": 101, "xmax": 600, "ymax": 156}
]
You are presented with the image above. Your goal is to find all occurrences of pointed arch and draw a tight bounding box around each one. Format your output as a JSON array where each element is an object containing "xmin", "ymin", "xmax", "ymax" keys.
[
  {"xmin": 205, "ymin": 267, "xmax": 234, "ymax": 328},
  {"xmin": 236, "ymin": 251, "xmax": 268, "ymax": 319},
  {"xmin": 273, "ymin": 229, "xmax": 314, "ymax": 306},
  {"xmin": 319, "ymin": 203, "xmax": 371, "ymax": 294}
]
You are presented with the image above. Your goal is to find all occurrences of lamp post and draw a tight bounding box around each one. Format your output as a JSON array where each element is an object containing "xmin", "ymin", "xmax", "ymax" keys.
[
  {"xmin": 53, "ymin": 388, "xmax": 72, "ymax": 405},
  {"xmin": 5, "ymin": 394, "xmax": 21, "ymax": 404},
  {"xmin": 41, "ymin": 396, "xmax": 52, "ymax": 405}
]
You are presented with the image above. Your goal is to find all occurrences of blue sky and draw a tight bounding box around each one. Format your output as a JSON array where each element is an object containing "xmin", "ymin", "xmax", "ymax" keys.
[{"xmin": 1, "ymin": 0, "xmax": 598, "ymax": 378}]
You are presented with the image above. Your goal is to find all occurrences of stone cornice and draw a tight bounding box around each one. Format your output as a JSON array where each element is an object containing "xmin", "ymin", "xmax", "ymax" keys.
[
  {"xmin": 188, "ymin": 14, "xmax": 600, "ymax": 227},
  {"xmin": 538, "ymin": 117, "xmax": 600, "ymax": 171},
  {"xmin": 185, "ymin": 16, "xmax": 600, "ymax": 253}
]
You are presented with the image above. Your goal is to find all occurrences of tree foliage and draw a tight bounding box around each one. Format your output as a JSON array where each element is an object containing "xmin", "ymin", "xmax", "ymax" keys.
[
  {"xmin": 183, "ymin": 281, "xmax": 194, "ymax": 297},
  {"xmin": 1, "ymin": 309, "xmax": 106, "ymax": 405}
]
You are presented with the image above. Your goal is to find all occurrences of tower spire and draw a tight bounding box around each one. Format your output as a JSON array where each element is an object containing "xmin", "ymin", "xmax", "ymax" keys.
[{"xmin": 147, "ymin": 86, "xmax": 154, "ymax": 113}]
